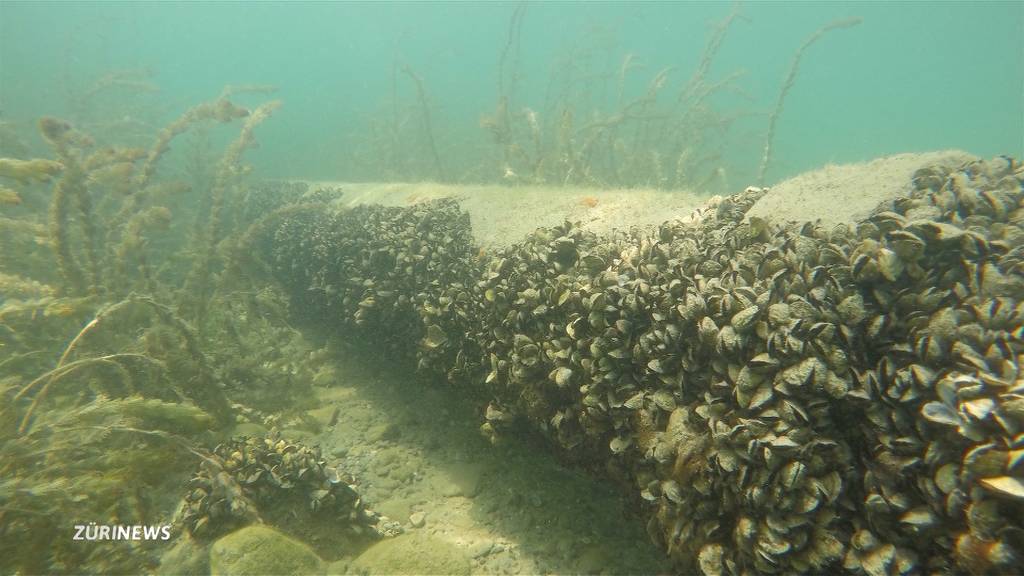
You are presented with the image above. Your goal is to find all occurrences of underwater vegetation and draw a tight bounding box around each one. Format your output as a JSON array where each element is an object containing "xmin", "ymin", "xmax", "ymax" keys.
[
  {"xmin": 340, "ymin": 6, "xmax": 861, "ymax": 194},
  {"xmin": 0, "ymin": 388, "xmax": 213, "ymax": 572},
  {"xmin": 0, "ymin": 6, "xmax": 1020, "ymax": 575},
  {"xmin": 0, "ymin": 86, "xmax": 360, "ymax": 573},
  {"xmin": 252, "ymin": 156, "xmax": 1024, "ymax": 574}
]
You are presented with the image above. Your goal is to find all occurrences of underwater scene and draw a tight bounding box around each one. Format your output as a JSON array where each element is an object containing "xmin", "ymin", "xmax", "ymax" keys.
[{"xmin": 0, "ymin": 1, "xmax": 1023, "ymax": 575}]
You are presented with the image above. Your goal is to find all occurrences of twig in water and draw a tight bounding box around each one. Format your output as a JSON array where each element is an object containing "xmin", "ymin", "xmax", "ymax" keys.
[{"xmin": 758, "ymin": 17, "xmax": 862, "ymax": 186}]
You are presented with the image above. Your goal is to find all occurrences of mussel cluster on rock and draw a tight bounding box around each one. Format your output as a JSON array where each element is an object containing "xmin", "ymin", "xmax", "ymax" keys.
[
  {"xmin": 259, "ymin": 198, "xmax": 479, "ymax": 356},
  {"xmin": 255, "ymin": 157, "xmax": 1023, "ymax": 575},
  {"xmin": 237, "ymin": 180, "xmax": 311, "ymax": 224},
  {"xmin": 179, "ymin": 435, "xmax": 398, "ymax": 541},
  {"xmin": 235, "ymin": 180, "xmax": 340, "ymax": 226}
]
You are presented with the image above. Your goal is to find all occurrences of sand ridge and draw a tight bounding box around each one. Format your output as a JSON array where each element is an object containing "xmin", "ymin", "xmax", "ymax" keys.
[
  {"xmin": 301, "ymin": 150, "xmax": 979, "ymax": 248},
  {"xmin": 745, "ymin": 150, "xmax": 976, "ymax": 226}
]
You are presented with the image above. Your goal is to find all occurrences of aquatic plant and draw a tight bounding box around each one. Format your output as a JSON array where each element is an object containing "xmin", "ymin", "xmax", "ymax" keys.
[
  {"xmin": 481, "ymin": 2, "xmax": 527, "ymax": 182},
  {"xmin": 478, "ymin": 6, "xmax": 747, "ymax": 191},
  {"xmin": 2, "ymin": 100, "xmax": 242, "ymax": 300},
  {"xmin": 0, "ymin": 385, "xmax": 214, "ymax": 574},
  {"xmin": 63, "ymin": 67, "xmax": 161, "ymax": 139},
  {"xmin": 332, "ymin": 53, "xmax": 463, "ymax": 184},
  {"xmin": 337, "ymin": 6, "xmax": 865, "ymax": 192},
  {"xmin": 0, "ymin": 86, "xmax": 286, "ymax": 323},
  {"xmin": 0, "ymin": 86, "xmax": 333, "ymax": 574},
  {"xmin": 180, "ymin": 99, "xmax": 281, "ymax": 327},
  {"xmin": 13, "ymin": 294, "xmax": 232, "ymax": 433},
  {"xmin": 132, "ymin": 97, "xmax": 249, "ymax": 197},
  {"xmin": 0, "ymin": 157, "xmax": 63, "ymax": 184},
  {"xmin": 400, "ymin": 63, "xmax": 446, "ymax": 182},
  {"xmin": 758, "ymin": 17, "xmax": 863, "ymax": 185},
  {"xmin": 39, "ymin": 117, "xmax": 102, "ymax": 296}
]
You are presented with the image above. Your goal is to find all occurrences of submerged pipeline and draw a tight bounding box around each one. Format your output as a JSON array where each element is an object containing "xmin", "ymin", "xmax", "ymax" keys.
[{"xmin": 248, "ymin": 156, "xmax": 1024, "ymax": 575}]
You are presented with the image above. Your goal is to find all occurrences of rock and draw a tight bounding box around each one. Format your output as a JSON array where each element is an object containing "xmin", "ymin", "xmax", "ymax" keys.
[
  {"xmin": 372, "ymin": 447, "xmax": 409, "ymax": 480},
  {"xmin": 351, "ymin": 533, "xmax": 470, "ymax": 576},
  {"xmin": 365, "ymin": 422, "xmax": 400, "ymax": 442},
  {"xmin": 374, "ymin": 477, "xmax": 400, "ymax": 493},
  {"xmin": 471, "ymin": 540, "xmax": 494, "ymax": 558},
  {"xmin": 390, "ymin": 462, "xmax": 417, "ymax": 483},
  {"xmin": 307, "ymin": 405, "xmax": 339, "ymax": 428},
  {"xmin": 311, "ymin": 365, "xmax": 337, "ymax": 387},
  {"xmin": 231, "ymin": 422, "xmax": 268, "ymax": 438},
  {"xmin": 438, "ymin": 479, "xmax": 463, "ymax": 498},
  {"xmin": 209, "ymin": 525, "xmax": 323, "ymax": 576},
  {"xmin": 409, "ymin": 511, "xmax": 426, "ymax": 528},
  {"xmin": 158, "ymin": 535, "xmax": 207, "ymax": 575},
  {"xmin": 436, "ymin": 462, "xmax": 485, "ymax": 498},
  {"xmin": 279, "ymin": 428, "xmax": 316, "ymax": 443},
  {"xmin": 375, "ymin": 497, "xmax": 418, "ymax": 525},
  {"xmin": 313, "ymin": 384, "xmax": 353, "ymax": 404},
  {"xmin": 490, "ymin": 556, "xmax": 520, "ymax": 575}
]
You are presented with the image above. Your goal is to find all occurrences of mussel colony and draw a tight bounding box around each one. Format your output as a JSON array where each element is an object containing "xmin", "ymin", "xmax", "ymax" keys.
[
  {"xmin": 180, "ymin": 435, "xmax": 400, "ymax": 542},
  {"xmin": 247, "ymin": 156, "xmax": 1024, "ymax": 575}
]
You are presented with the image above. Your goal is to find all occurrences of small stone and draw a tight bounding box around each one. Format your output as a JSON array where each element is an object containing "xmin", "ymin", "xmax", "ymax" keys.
[
  {"xmin": 442, "ymin": 462, "xmax": 484, "ymax": 497},
  {"xmin": 375, "ymin": 497, "xmax": 419, "ymax": 525},
  {"xmin": 409, "ymin": 512, "xmax": 426, "ymax": 528},
  {"xmin": 438, "ymin": 479, "xmax": 463, "ymax": 497},
  {"xmin": 374, "ymin": 477, "xmax": 400, "ymax": 493},
  {"xmin": 471, "ymin": 541, "xmax": 494, "ymax": 559},
  {"xmin": 311, "ymin": 367, "xmax": 336, "ymax": 387},
  {"xmin": 307, "ymin": 405, "xmax": 339, "ymax": 429},
  {"xmin": 366, "ymin": 422, "xmax": 401, "ymax": 443},
  {"xmin": 232, "ymin": 422, "xmax": 268, "ymax": 438},
  {"xmin": 375, "ymin": 448, "xmax": 402, "ymax": 468},
  {"xmin": 391, "ymin": 463, "xmax": 417, "ymax": 483},
  {"xmin": 279, "ymin": 428, "xmax": 315, "ymax": 443}
]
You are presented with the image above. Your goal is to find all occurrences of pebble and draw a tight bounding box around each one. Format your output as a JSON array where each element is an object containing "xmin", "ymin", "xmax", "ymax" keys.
[
  {"xmin": 374, "ymin": 477, "xmax": 400, "ymax": 494},
  {"xmin": 409, "ymin": 512, "xmax": 426, "ymax": 528},
  {"xmin": 471, "ymin": 541, "xmax": 494, "ymax": 559},
  {"xmin": 365, "ymin": 422, "xmax": 400, "ymax": 442},
  {"xmin": 438, "ymin": 479, "xmax": 463, "ymax": 498}
]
